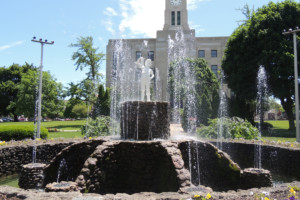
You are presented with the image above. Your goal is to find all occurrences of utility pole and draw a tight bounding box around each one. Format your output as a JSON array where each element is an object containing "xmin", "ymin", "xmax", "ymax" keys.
[
  {"xmin": 31, "ymin": 37, "xmax": 54, "ymax": 138},
  {"xmin": 283, "ymin": 27, "xmax": 300, "ymax": 142}
]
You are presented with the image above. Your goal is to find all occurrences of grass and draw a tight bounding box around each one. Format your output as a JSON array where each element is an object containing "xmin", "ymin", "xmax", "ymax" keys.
[
  {"xmin": 262, "ymin": 120, "xmax": 296, "ymax": 143},
  {"xmin": 0, "ymin": 174, "xmax": 19, "ymax": 188},
  {"xmin": 0, "ymin": 120, "xmax": 86, "ymax": 139}
]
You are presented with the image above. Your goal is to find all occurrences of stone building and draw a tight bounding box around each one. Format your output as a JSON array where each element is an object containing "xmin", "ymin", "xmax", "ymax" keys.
[{"xmin": 106, "ymin": 0, "xmax": 229, "ymax": 101}]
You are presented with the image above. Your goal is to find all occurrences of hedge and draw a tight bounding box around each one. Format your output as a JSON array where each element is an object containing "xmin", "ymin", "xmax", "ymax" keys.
[{"xmin": 0, "ymin": 125, "xmax": 48, "ymax": 141}]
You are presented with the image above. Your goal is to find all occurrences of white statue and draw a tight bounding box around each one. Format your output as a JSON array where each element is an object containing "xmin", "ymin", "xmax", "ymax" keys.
[{"xmin": 136, "ymin": 57, "xmax": 154, "ymax": 101}]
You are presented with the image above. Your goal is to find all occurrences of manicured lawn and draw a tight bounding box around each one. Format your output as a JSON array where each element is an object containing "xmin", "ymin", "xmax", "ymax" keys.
[
  {"xmin": 262, "ymin": 120, "xmax": 296, "ymax": 142},
  {"xmin": 0, "ymin": 174, "xmax": 19, "ymax": 188},
  {"xmin": 49, "ymin": 131, "xmax": 83, "ymax": 139},
  {"xmin": 0, "ymin": 120, "xmax": 86, "ymax": 139}
]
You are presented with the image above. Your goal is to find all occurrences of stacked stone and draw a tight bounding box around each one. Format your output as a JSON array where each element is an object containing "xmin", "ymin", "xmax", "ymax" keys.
[
  {"xmin": 120, "ymin": 101, "xmax": 170, "ymax": 140},
  {"xmin": 241, "ymin": 168, "xmax": 272, "ymax": 189},
  {"xmin": 76, "ymin": 141, "xmax": 184, "ymax": 194},
  {"xmin": 45, "ymin": 181, "xmax": 79, "ymax": 192},
  {"xmin": 19, "ymin": 163, "xmax": 46, "ymax": 189},
  {"xmin": 161, "ymin": 142, "xmax": 191, "ymax": 192},
  {"xmin": 0, "ymin": 142, "xmax": 73, "ymax": 178}
]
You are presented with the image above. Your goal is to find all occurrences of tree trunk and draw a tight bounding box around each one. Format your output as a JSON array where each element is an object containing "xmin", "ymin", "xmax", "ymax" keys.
[
  {"xmin": 280, "ymin": 97, "xmax": 295, "ymax": 130},
  {"xmin": 13, "ymin": 114, "xmax": 18, "ymax": 122}
]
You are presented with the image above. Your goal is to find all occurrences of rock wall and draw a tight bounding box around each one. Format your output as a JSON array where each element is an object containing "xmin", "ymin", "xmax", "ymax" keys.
[
  {"xmin": 178, "ymin": 141, "xmax": 242, "ymax": 191},
  {"xmin": 43, "ymin": 140, "xmax": 105, "ymax": 185},
  {"xmin": 19, "ymin": 163, "xmax": 46, "ymax": 189},
  {"xmin": 210, "ymin": 141, "xmax": 300, "ymax": 180},
  {"xmin": 0, "ymin": 142, "xmax": 74, "ymax": 177},
  {"xmin": 120, "ymin": 101, "xmax": 170, "ymax": 140},
  {"xmin": 39, "ymin": 139, "xmax": 271, "ymax": 194}
]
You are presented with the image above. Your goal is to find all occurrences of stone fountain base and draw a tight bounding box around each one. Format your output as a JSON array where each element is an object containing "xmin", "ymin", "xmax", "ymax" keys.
[
  {"xmin": 45, "ymin": 181, "xmax": 79, "ymax": 192},
  {"xmin": 42, "ymin": 139, "xmax": 273, "ymax": 194},
  {"xmin": 241, "ymin": 168, "xmax": 272, "ymax": 189},
  {"xmin": 19, "ymin": 163, "xmax": 46, "ymax": 189},
  {"xmin": 120, "ymin": 101, "xmax": 170, "ymax": 140}
]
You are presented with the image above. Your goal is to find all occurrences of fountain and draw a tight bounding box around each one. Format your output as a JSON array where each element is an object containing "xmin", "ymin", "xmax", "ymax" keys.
[
  {"xmin": 17, "ymin": 32, "xmax": 274, "ymax": 196},
  {"xmin": 255, "ymin": 66, "xmax": 268, "ymax": 169},
  {"xmin": 22, "ymin": 34, "xmax": 272, "ymax": 195},
  {"xmin": 216, "ymin": 71, "xmax": 228, "ymax": 150}
]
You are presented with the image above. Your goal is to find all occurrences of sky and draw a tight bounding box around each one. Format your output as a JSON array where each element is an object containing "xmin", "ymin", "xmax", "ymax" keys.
[{"xmin": 0, "ymin": 0, "xmax": 287, "ymax": 88}]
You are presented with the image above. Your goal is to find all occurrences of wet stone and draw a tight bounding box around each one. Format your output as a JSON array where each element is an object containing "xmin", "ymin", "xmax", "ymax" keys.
[
  {"xmin": 120, "ymin": 101, "xmax": 170, "ymax": 140},
  {"xmin": 18, "ymin": 163, "xmax": 46, "ymax": 190}
]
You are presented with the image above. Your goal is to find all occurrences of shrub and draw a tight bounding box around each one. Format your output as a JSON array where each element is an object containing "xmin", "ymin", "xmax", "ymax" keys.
[
  {"xmin": 197, "ymin": 117, "xmax": 258, "ymax": 140},
  {"xmin": 0, "ymin": 125, "xmax": 48, "ymax": 141},
  {"xmin": 81, "ymin": 116, "xmax": 118, "ymax": 137}
]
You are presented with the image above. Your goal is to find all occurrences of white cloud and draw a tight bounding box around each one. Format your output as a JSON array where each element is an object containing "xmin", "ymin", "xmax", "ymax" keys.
[
  {"xmin": 102, "ymin": 19, "xmax": 116, "ymax": 35},
  {"xmin": 98, "ymin": 36, "xmax": 103, "ymax": 41},
  {"xmin": 0, "ymin": 41, "xmax": 25, "ymax": 51},
  {"xmin": 104, "ymin": 7, "xmax": 118, "ymax": 16},
  {"xmin": 190, "ymin": 23, "xmax": 205, "ymax": 33},
  {"xmin": 117, "ymin": 0, "xmax": 207, "ymax": 38},
  {"xmin": 118, "ymin": 0, "xmax": 164, "ymax": 38},
  {"xmin": 188, "ymin": 0, "xmax": 209, "ymax": 10}
]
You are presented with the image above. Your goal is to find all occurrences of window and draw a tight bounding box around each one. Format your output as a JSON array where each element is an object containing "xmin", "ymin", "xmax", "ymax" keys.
[
  {"xmin": 112, "ymin": 52, "xmax": 117, "ymax": 79},
  {"xmin": 198, "ymin": 50, "xmax": 205, "ymax": 58},
  {"xmin": 211, "ymin": 65, "xmax": 218, "ymax": 77},
  {"xmin": 171, "ymin": 11, "xmax": 175, "ymax": 25},
  {"xmin": 177, "ymin": 11, "xmax": 181, "ymax": 25},
  {"xmin": 112, "ymin": 51, "xmax": 117, "ymax": 67},
  {"xmin": 211, "ymin": 50, "xmax": 217, "ymax": 57},
  {"xmin": 136, "ymin": 51, "xmax": 142, "ymax": 61},
  {"xmin": 148, "ymin": 51, "xmax": 154, "ymax": 61}
]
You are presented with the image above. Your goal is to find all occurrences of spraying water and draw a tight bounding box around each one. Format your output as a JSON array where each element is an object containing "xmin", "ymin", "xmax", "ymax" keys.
[
  {"xmin": 167, "ymin": 30, "xmax": 197, "ymax": 132},
  {"xmin": 32, "ymin": 70, "xmax": 40, "ymax": 164},
  {"xmin": 109, "ymin": 39, "xmax": 162, "ymax": 138},
  {"xmin": 255, "ymin": 66, "xmax": 268, "ymax": 169},
  {"xmin": 217, "ymin": 72, "xmax": 228, "ymax": 150},
  {"xmin": 57, "ymin": 158, "xmax": 68, "ymax": 182}
]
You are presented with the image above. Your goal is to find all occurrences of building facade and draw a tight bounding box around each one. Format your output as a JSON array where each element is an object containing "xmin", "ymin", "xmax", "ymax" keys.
[{"xmin": 106, "ymin": 0, "xmax": 229, "ymax": 101}]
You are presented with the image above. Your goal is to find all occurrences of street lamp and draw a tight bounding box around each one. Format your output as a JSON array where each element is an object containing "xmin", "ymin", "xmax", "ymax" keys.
[
  {"xmin": 283, "ymin": 27, "xmax": 300, "ymax": 142},
  {"xmin": 31, "ymin": 37, "xmax": 54, "ymax": 138}
]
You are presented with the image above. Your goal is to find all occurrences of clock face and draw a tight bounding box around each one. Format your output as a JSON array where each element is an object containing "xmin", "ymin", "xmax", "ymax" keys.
[{"xmin": 170, "ymin": 0, "xmax": 182, "ymax": 6}]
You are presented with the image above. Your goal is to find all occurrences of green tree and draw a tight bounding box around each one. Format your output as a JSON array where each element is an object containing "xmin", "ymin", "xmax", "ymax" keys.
[
  {"xmin": 222, "ymin": 0, "xmax": 300, "ymax": 130},
  {"xmin": 70, "ymin": 36, "xmax": 105, "ymax": 81},
  {"xmin": 71, "ymin": 103, "xmax": 88, "ymax": 119},
  {"xmin": 190, "ymin": 58, "xmax": 220, "ymax": 125},
  {"xmin": 0, "ymin": 63, "xmax": 34, "ymax": 121},
  {"xmin": 91, "ymin": 85, "xmax": 110, "ymax": 118},
  {"xmin": 169, "ymin": 58, "xmax": 219, "ymax": 131},
  {"xmin": 10, "ymin": 69, "xmax": 65, "ymax": 118}
]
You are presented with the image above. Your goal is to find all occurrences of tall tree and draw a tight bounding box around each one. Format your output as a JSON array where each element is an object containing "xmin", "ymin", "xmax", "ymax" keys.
[
  {"xmin": 222, "ymin": 0, "xmax": 300, "ymax": 130},
  {"xmin": 70, "ymin": 36, "xmax": 105, "ymax": 81},
  {"xmin": 91, "ymin": 85, "xmax": 110, "ymax": 118},
  {"xmin": 0, "ymin": 63, "xmax": 34, "ymax": 121},
  {"xmin": 9, "ymin": 69, "xmax": 65, "ymax": 118},
  {"xmin": 169, "ymin": 58, "xmax": 219, "ymax": 131}
]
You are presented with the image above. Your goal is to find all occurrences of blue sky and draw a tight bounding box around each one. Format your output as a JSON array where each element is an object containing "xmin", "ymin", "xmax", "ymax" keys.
[{"xmin": 0, "ymin": 0, "xmax": 287, "ymax": 87}]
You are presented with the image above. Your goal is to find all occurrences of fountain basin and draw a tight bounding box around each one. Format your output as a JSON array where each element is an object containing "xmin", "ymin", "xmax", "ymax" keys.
[
  {"xmin": 42, "ymin": 139, "xmax": 272, "ymax": 194},
  {"xmin": 45, "ymin": 181, "xmax": 79, "ymax": 192}
]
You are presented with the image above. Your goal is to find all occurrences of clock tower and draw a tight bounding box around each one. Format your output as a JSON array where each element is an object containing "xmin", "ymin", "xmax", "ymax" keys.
[{"xmin": 163, "ymin": 0, "xmax": 190, "ymax": 31}]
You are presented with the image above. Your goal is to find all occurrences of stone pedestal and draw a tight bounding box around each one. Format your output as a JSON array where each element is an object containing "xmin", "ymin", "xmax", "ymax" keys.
[
  {"xmin": 45, "ymin": 181, "xmax": 79, "ymax": 192},
  {"xmin": 120, "ymin": 101, "xmax": 170, "ymax": 140},
  {"xmin": 241, "ymin": 168, "xmax": 272, "ymax": 189},
  {"xmin": 19, "ymin": 163, "xmax": 46, "ymax": 189}
]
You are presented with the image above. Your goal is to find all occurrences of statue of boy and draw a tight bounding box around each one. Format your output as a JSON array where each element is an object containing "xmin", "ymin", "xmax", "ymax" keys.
[{"xmin": 136, "ymin": 57, "xmax": 154, "ymax": 101}]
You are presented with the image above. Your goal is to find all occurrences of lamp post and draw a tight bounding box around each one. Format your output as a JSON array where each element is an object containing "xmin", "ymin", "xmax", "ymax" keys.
[
  {"xmin": 283, "ymin": 27, "xmax": 300, "ymax": 142},
  {"xmin": 31, "ymin": 37, "xmax": 54, "ymax": 138}
]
